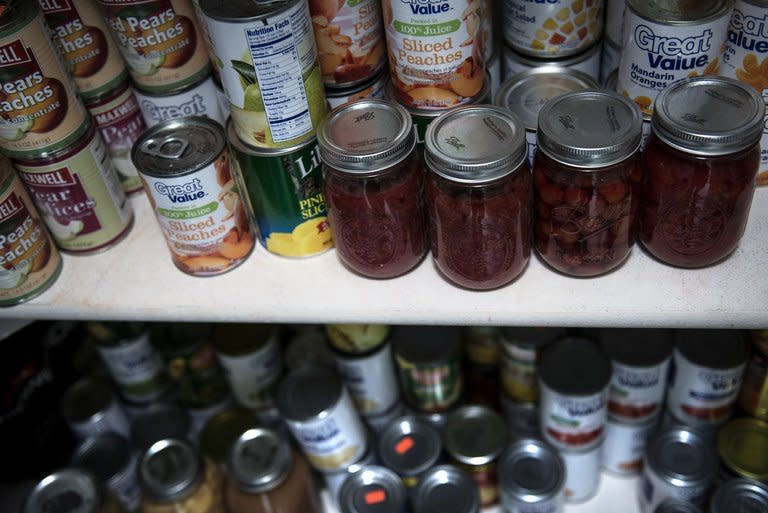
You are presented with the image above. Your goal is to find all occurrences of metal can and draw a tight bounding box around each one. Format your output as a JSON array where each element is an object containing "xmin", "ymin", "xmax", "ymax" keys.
[
  {"xmin": 229, "ymin": 125, "xmax": 331, "ymax": 260},
  {"xmin": 720, "ymin": 0, "xmax": 768, "ymax": 101},
  {"xmin": 0, "ymin": 2, "xmax": 89, "ymax": 158},
  {"xmin": 393, "ymin": 326, "xmax": 463, "ymax": 413},
  {"xmin": 604, "ymin": 0, "xmax": 626, "ymax": 45},
  {"xmin": 365, "ymin": 402, "xmax": 405, "ymax": 434},
  {"xmin": 488, "ymin": 51, "xmax": 502, "ymax": 101},
  {"xmin": 498, "ymin": 438, "xmax": 565, "ymax": 513},
  {"xmin": 276, "ymin": 365, "xmax": 367, "ymax": 472},
  {"xmin": 499, "ymin": 327, "xmax": 566, "ymax": 403},
  {"xmin": 666, "ymin": 330, "xmax": 749, "ymax": 428},
  {"xmin": 327, "ymin": 324, "xmax": 400, "ymax": 417},
  {"xmin": 134, "ymin": 74, "xmax": 227, "ymax": 128},
  {"xmin": 539, "ymin": 337, "xmax": 611, "ymax": 450},
  {"xmin": 759, "ymin": 107, "xmax": 768, "ymax": 187},
  {"xmin": 710, "ymin": 479, "xmax": 768, "ymax": 513},
  {"xmin": 653, "ymin": 500, "xmax": 703, "ymax": 513},
  {"xmin": 502, "ymin": 0, "xmax": 605, "ymax": 58},
  {"xmin": 338, "ymin": 466, "xmax": 407, "ymax": 513},
  {"xmin": 325, "ymin": 69, "xmax": 390, "ymax": 109},
  {"xmin": 600, "ymin": 328, "xmax": 673, "ymax": 423},
  {"xmin": 283, "ymin": 328, "xmax": 336, "ymax": 370},
  {"xmin": 444, "ymin": 405, "xmax": 507, "ymax": 507},
  {"xmin": 616, "ymin": 0, "xmax": 732, "ymax": 116},
  {"xmin": 499, "ymin": 394, "xmax": 539, "ymax": 439},
  {"xmin": 325, "ymin": 440, "xmax": 378, "ymax": 506},
  {"xmin": 639, "ymin": 428, "xmax": 717, "ymax": 513},
  {"xmin": 602, "ymin": 415, "xmax": 656, "ymax": 475},
  {"xmin": 130, "ymin": 402, "xmax": 191, "ymax": 453},
  {"xmin": 84, "ymin": 80, "xmax": 146, "ymax": 194},
  {"xmin": 23, "ymin": 469, "xmax": 121, "ymax": 513},
  {"xmin": 60, "ymin": 376, "xmax": 131, "ymax": 439},
  {"xmin": 97, "ymin": 0, "xmax": 211, "ymax": 93},
  {"xmin": 404, "ymin": 406, "xmax": 451, "ymax": 433},
  {"xmin": 462, "ymin": 326, "xmax": 501, "ymax": 367},
  {"xmin": 600, "ymin": 36, "xmax": 621, "ymax": 84},
  {"xmin": 200, "ymin": 0, "xmax": 327, "ymax": 149},
  {"xmin": 560, "ymin": 442, "xmax": 602, "ymax": 503},
  {"xmin": 39, "ymin": 0, "xmax": 128, "ymax": 100},
  {"xmin": 412, "ymin": 466, "xmax": 480, "ymax": 513},
  {"xmin": 0, "ymin": 157, "xmax": 62, "ymax": 307},
  {"xmin": 199, "ymin": 407, "xmax": 259, "ymax": 463},
  {"xmin": 378, "ymin": 415, "xmax": 442, "ymax": 488},
  {"xmin": 502, "ymin": 41, "xmax": 602, "ymax": 82},
  {"xmin": 717, "ymin": 418, "xmax": 768, "ymax": 483},
  {"xmin": 738, "ymin": 336, "xmax": 768, "ymax": 420},
  {"xmin": 186, "ymin": 392, "xmax": 234, "ymax": 442},
  {"xmin": 72, "ymin": 434, "xmax": 141, "ymax": 512},
  {"xmin": 132, "ymin": 116, "xmax": 255, "ymax": 276}
]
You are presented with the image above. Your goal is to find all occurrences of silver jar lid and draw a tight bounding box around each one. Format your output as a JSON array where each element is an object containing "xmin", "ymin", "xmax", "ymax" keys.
[
  {"xmin": 378, "ymin": 416, "xmax": 442, "ymax": 477},
  {"xmin": 628, "ymin": 0, "xmax": 733, "ymax": 25},
  {"xmin": 652, "ymin": 76, "xmax": 765, "ymax": 156},
  {"xmin": 444, "ymin": 406, "xmax": 507, "ymax": 466},
  {"xmin": 599, "ymin": 328, "xmax": 674, "ymax": 367},
  {"xmin": 138, "ymin": 438, "xmax": 204, "ymax": 502},
  {"xmin": 226, "ymin": 428, "xmax": 293, "ymax": 494},
  {"xmin": 498, "ymin": 438, "xmax": 565, "ymax": 504},
  {"xmin": 424, "ymin": 106, "xmax": 527, "ymax": 184},
  {"xmin": 675, "ymin": 330, "xmax": 749, "ymax": 370},
  {"xmin": 645, "ymin": 428, "xmax": 716, "ymax": 487},
  {"xmin": 495, "ymin": 67, "xmax": 599, "ymax": 131},
  {"xmin": 537, "ymin": 90, "xmax": 643, "ymax": 168},
  {"xmin": 339, "ymin": 466, "xmax": 406, "ymax": 513},
  {"xmin": 131, "ymin": 403, "xmax": 191, "ymax": 453},
  {"xmin": 276, "ymin": 365, "xmax": 343, "ymax": 421},
  {"xmin": 412, "ymin": 465, "xmax": 479, "ymax": 513},
  {"xmin": 316, "ymin": 99, "xmax": 415, "ymax": 174},
  {"xmin": 23, "ymin": 469, "xmax": 104, "ymax": 513},
  {"xmin": 72, "ymin": 434, "xmax": 133, "ymax": 483},
  {"xmin": 654, "ymin": 499, "xmax": 703, "ymax": 513},
  {"xmin": 61, "ymin": 376, "xmax": 114, "ymax": 423},
  {"xmin": 539, "ymin": 337, "xmax": 611, "ymax": 396},
  {"xmin": 710, "ymin": 479, "xmax": 768, "ymax": 513}
]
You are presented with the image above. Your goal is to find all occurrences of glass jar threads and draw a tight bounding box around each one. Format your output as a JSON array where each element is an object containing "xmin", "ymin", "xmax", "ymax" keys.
[
  {"xmin": 317, "ymin": 99, "xmax": 427, "ymax": 279},
  {"xmin": 640, "ymin": 76, "xmax": 765, "ymax": 268},
  {"xmin": 424, "ymin": 105, "xmax": 532, "ymax": 290},
  {"xmin": 534, "ymin": 90, "xmax": 643, "ymax": 277}
]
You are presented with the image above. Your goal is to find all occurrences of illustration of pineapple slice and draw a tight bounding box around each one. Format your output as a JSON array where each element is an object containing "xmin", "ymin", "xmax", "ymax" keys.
[{"xmin": 531, "ymin": 0, "xmax": 602, "ymax": 54}]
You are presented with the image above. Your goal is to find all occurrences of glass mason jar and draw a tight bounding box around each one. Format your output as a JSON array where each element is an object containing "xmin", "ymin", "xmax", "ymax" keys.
[
  {"xmin": 424, "ymin": 106, "xmax": 532, "ymax": 290},
  {"xmin": 533, "ymin": 90, "xmax": 643, "ymax": 277},
  {"xmin": 640, "ymin": 76, "xmax": 765, "ymax": 268},
  {"xmin": 317, "ymin": 99, "xmax": 428, "ymax": 279}
]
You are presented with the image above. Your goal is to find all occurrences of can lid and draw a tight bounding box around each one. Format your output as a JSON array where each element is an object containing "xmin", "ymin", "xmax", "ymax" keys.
[
  {"xmin": 338, "ymin": 466, "xmax": 406, "ymax": 513},
  {"xmin": 316, "ymin": 100, "xmax": 415, "ymax": 174},
  {"xmin": 717, "ymin": 418, "xmax": 768, "ymax": 481},
  {"xmin": 710, "ymin": 479, "xmax": 768, "ymax": 513},
  {"xmin": 138, "ymin": 438, "xmax": 204, "ymax": 502},
  {"xmin": 424, "ymin": 106, "xmax": 527, "ymax": 183},
  {"xmin": 645, "ymin": 428, "xmax": 716, "ymax": 486},
  {"xmin": 599, "ymin": 328, "xmax": 674, "ymax": 367},
  {"xmin": 72, "ymin": 434, "xmax": 133, "ymax": 483},
  {"xmin": 498, "ymin": 438, "xmax": 564, "ymax": 503},
  {"xmin": 500, "ymin": 326, "xmax": 566, "ymax": 349},
  {"xmin": 495, "ymin": 68, "xmax": 598, "ymax": 131},
  {"xmin": 226, "ymin": 428, "xmax": 293, "ymax": 493},
  {"xmin": 392, "ymin": 326, "xmax": 460, "ymax": 364},
  {"xmin": 628, "ymin": 0, "xmax": 732, "ymax": 25},
  {"xmin": 60, "ymin": 376, "xmax": 115, "ymax": 423},
  {"xmin": 443, "ymin": 406, "xmax": 507, "ymax": 466},
  {"xmin": 378, "ymin": 416, "xmax": 442, "ymax": 476},
  {"xmin": 503, "ymin": 43, "xmax": 602, "ymax": 69},
  {"xmin": 23, "ymin": 469, "xmax": 104, "ymax": 513},
  {"xmin": 653, "ymin": 499, "xmax": 703, "ymax": 513},
  {"xmin": 652, "ymin": 77, "xmax": 765, "ymax": 156},
  {"xmin": 537, "ymin": 90, "xmax": 643, "ymax": 168},
  {"xmin": 200, "ymin": 407, "xmax": 260, "ymax": 463},
  {"xmin": 131, "ymin": 403, "xmax": 191, "ymax": 452},
  {"xmin": 539, "ymin": 337, "xmax": 611, "ymax": 396},
  {"xmin": 675, "ymin": 330, "xmax": 749, "ymax": 369},
  {"xmin": 131, "ymin": 116, "xmax": 226, "ymax": 178},
  {"xmin": 276, "ymin": 365, "xmax": 343, "ymax": 421},
  {"xmin": 412, "ymin": 465, "xmax": 479, "ymax": 513},
  {"xmin": 199, "ymin": 0, "xmax": 296, "ymax": 21}
]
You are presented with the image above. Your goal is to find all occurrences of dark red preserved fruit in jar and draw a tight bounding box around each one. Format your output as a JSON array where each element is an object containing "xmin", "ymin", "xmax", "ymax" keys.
[
  {"xmin": 317, "ymin": 99, "xmax": 427, "ymax": 278},
  {"xmin": 424, "ymin": 106, "xmax": 532, "ymax": 290},
  {"xmin": 640, "ymin": 76, "xmax": 765, "ymax": 268},
  {"xmin": 533, "ymin": 90, "xmax": 644, "ymax": 277}
]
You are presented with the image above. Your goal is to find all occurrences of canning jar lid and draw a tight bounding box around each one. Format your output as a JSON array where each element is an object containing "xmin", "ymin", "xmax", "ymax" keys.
[
  {"xmin": 652, "ymin": 76, "xmax": 765, "ymax": 156},
  {"xmin": 392, "ymin": 326, "xmax": 460, "ymax": 364},
  {"xmin": 23, "ymin": 469, "xmax": 103, "ymax": 513},
  {"xmin": 717, "ymin": 418, "xmax": 768, "ymax": 482},
  {"xmin": 675, "ymin": 330, "xmax": 749, "ymax": 369},
  {"xmin": 645, "ymin": 428, "xmax": 716, "ymax": 486},
  {"xmin": 317, "ymin": 99, "xmax": 415, "ymax": 174},
  {"xmin": 710, "ymin": 479, "xmax": 768, "ymax": 513},
  {"xmin": 537, "ymin": 90, "xmax": 643, "ymax": 168},
  {"xmin": 599, "ymin": 328, "xmax": 674, "ymax": 367},
  {"xmin": 498, "ymin": 438, "xmax": 564, "ymax": 503},
  {"xmin": 628, "ymin": 0, "xmax": 732, "ymax": 25},
  {"xmin": 276, "ymin": 365, "xmax": 343, "ymax": 421},
  {"xmin": 412, "ymin": 465, "xmax": 479, "ymax": 513},
  {"xmin": 226, "ymin": 428, "xmax": 293, "ymax": 493},
  {"xmin": 61, "ymin": 376, "xmax": 114, "ymax": 423},
  {"xmin": 653, "ymin": 499, "xmax": 704, "ymax": 513},
  {"xmin": 378, "ymin": 416, "xmax": 442, "ymax": 477},
  {"xmin": 72, "ymin": 434, "xmax": 133, "ymax": 483},
  {"xmin": 444, "ymin": 406, "xmax": 507, "ymax": 466},
  {"xmin": 139, "ymin": 438, "xmax": 204, "ymax": 502},
  {"xmin": 539, "ymin": 337, "xmax": 611, "ymax": 396},
  {"xmin": 131, "ymin": 403, "xmax": 191, "ymax": 453},
  {"xmin": 424, "ymin": 106, "xmax": 527, "ymax": 184},
  {"xmin": 338, "ymin": 466, "xmax": 406, "ymax": 513},
  {"xmin": 495, "ymin": 68, "xmax": 598, "ymax": 132}
]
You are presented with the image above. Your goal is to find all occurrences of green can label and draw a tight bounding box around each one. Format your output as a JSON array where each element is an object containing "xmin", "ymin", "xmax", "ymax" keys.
[{"xmin": 396, "ymin": 355, "xmax": 462, "ymax": 413}]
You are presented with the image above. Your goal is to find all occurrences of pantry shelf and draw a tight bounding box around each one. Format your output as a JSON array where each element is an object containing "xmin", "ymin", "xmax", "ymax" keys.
[{"xmin": 3, "ymin": 190, "xmax": 767, "ymax": 327}]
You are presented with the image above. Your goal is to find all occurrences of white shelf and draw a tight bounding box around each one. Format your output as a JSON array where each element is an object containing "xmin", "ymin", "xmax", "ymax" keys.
[{"xmin": 3, "ymin": 189, "xmax": 767, "ymax": 327}]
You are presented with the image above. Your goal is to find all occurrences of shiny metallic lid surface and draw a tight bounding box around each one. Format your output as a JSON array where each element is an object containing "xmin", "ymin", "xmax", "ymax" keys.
[
  {"xmin": 653, "ymin": 499, "xmax": 703, "ymax": 513},
  {"xmin": 378, "ymin": 416, "xmax": 442, "ymax": 476},
  {"xmin": 139, "ymin": 438, "xmax": 204, "ymax": 502},
  {"xmin": 645, "ymin": 428, "xmax": 716, "ymax": 486},
  {"xmin": 226, "ymin": 428, "xmax": 292, "ymax": 493},
  {"xmin": 498, "ymin": 438, "xmax": 564, "ymax": 503},
  {"xmin": 444, "ymin": 406, "xmax": 507, "ymax": 465},
  {"xmin": 23, "ymin": 469, "xmax": 103, "ymax": 513},
  {"xmin": 412, "ymin": 465, "xmax": 479, "ymax": 513},
  {"xmin": 338, "ymin": 466, "xmax": 406, "ymax": 513},
  {"xmin": 710, "ymin": 479, "xmax": 768, "ymax": 513},
  {"xmin": 717, "ymin": 418, "xmax": 768, "ymax": 481}
]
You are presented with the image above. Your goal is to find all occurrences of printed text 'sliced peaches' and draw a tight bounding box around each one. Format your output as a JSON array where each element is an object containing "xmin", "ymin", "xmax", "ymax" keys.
[
  {"xmin": 736, "ymin": 53, "xmax": 768, "ymax": 94},
  {"xmin": 530, "ymin": 0, "xmax": 601, "ymax": 54}
]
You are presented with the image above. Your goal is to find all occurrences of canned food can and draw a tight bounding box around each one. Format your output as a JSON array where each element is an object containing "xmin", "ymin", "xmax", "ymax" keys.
[
  {"xmin": 72, "ymin": 434, "xmax": 141, "ymax": 512},
  {"xmin": 97, "ymin": 0, "xmax": 211, "ymax": 93},
  {"xmin": 502, "ymin": 0, "xmax": 605, "ymax": 58},
  {"xmin": 132, "ymin": 116, "xmax": 255, "ymax": 276},
  {"xmin": 639, "ymin": 427, "xmax": 717, "ymax": 513},
  {"xmin": 502, "ymin": 41, "xmax": 602, "ymax": 82},
  {"xmin": 404, "ymin": 406, "xmax": 451, "ymax": 433},
  {"xmin": 228, "ymin": 121, "xmax": 332, "ymax": 258},
  {"xmin": 61, "ymin": 376, "xmax": 131, "ymax": 439},
  {"xmin": 560, "ymin": 442, "xmax": 602, "ymax": 503},
  {"xmin": 759, "ymin": 108, "xmax": 768, "ymax": 186},
  {"xmin": 326, "ymin": 69, "xmax": 389, "ymax": 109},
  {"xmin": 412, "ymin": 466, "xmax": 480, "ymax": 513},
  {"xmin": 653, "ymin": 499, "xmax": 703, "ymax": 513},
  {"xmin": 40, "ymin": 0, "xmax": 128, "ymax": 100},
  {"xmin": 462, "ymin": 326, "xmax": 501, "ymax": 367},
  {"xmin": 325, "ymin": 440, "xmax": 378, "ymax": 506},
  {"xmin": 616, "ymin": 0, "xmax": 732, "ymax": 116},
  {"xmin": 199, "ymin": 407, "xmax": 259, "ymax": 463},
  {"xmin": 84, "ymin": 80, "xmax": 147, "ymax": 194},
  {"xmin": 24, "ymin": 469, "xmax": 119, "ymax": 513},
  {"xmin": 666, "ymin": 330, "xmax": 749, "ymax": 428},
  {"xmin": 738, "ymin": 337, "xmax": 768, "ymax": 419},
  {"xmin": 200, "ymin": 0, "xmax": 327, "ymax": 149},
  {"xmin": 0, "ymin": 157, "xmax": 62, "ymax": 306},
  {"xmin": 710, "ymin": 479, "xmax": 768, "ymax": 513},
  {"xmin": 187, "ymin": 392, "xmax": 234, "ymax": 442},
  {"xmin": 14, "ymin": 123, "xmax": 134, "ymax": 253},
  {"xmin": 487, "ymin": 50, "xmax": 502, "ymax": 100},
  {"xmin": 600, "ymin": 37, "xmax": 621, "ymax": 84},
  {"xmin": 499, "ymin": 327, "xmax": 566, "ymax": 403},
  {"xmin": 130, "ymin": 402, "xmax": 191, "ymax": 452},
  {"xmin": 283, "ymin": 328, "xmax": 336, "ymax": 370},
  {"xmin": 134, "ymin": 74, "xmax": 227, "ymax": 128},
  {"xmin": 276, "ymin": 365, "xmax": 367, "ymax": 472},
  {"xmin": 499, "ymin": 394, "xmax": 539, "ymax": 439},
  {"xmin": 717, "ymin": 418, "xmax": 768, "ymax": 483},
  {"xmin": 213, "ymin": 77, "xmax": 230, "ymax": 120},
  {"xmin": 338, "ymin": 466, "xmax": 407, "ymax": 513},
  {"xmin": 364, "ymin": 401, "xmax": 405, "ymax": 434},
  {"xmin": 382, "ymin": 0, "xmax": 488, "ymax": 110},
  {"xmin": 0, "ymin": 2, "xmax": 89, "ymax": 158},
  {"xmin": 539, "ymin": 337, "xmax": 611, "ymax": 450},
  {"xmin": 378, "ymin": 415, "xmax": 442, "ymax": 488},
  {"xmin": 604, "ymin": 0, "xmax": 626, "ymax": 45},
  {"xmin": 498, "ymin": 438, "xmax": 565, "ymax": 513},
  {"xmin": 602, "ymin": 416, "xmax": 656, "ymax": 475},
  {"xmin": 721, "ymin": 0, "xmax": 768, "ymax": 102}
]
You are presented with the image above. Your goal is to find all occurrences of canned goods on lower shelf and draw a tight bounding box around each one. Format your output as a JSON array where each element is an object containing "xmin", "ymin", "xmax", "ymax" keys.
[
  {"xmin": 378, "ymin": 416, "xmax": 442, "ymax": 489},
  {"xmin": 61, "ymin": 376, "xmax": 130, "ymax": 440},
  {"xmin": 23, "ymin": 469, "xmax": 116, "ymax": 513},
  {"xmin": 338, "ymin": 466, "xmax": 406, "ymax": 513},
  {"xmin": 412, "ymin": 465, "xmax": 479, "ymax": 513},
  {"xmin": 717, "ymin": 417, "xmax": 768, "ymax": 483},
  {"xmin": 602, "ymin": 415, "xmax": 657, "ymax": 475},
  {"xmin": 498, "ymin": 438, "xmax": 565, "ymax": 513},
  {"xmin": 72, "ymin": 433, "xmax": 140, "ymax": 512},
  {"xmin": 710, "ymin": 479, "xmax": 768, "ymax": 513},
  {"xmin": 324, "ymin": 440, "xmax": 378, "ymax": 506},
  {"xmin": 560, "ymin": 441, "xmax": 602, "ymax": 503},
  {"xmin": 130, "ymin": 403, "xmax": 191, "ymax": 453}
]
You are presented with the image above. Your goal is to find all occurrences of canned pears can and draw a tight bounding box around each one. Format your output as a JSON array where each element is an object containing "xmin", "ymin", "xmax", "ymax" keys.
[
  {"xmin": 133, "ymin": 74, "xmax": 226, "ymax": 127},
  {"xmin": 132, "ymin": 116, "xmax": 255, "ymax": 276},
  {"xmin": 200, "ymin": 0, "xmax": 328, "ymax": 149},
  {"xmin": 15, "ymin": 123, "xmax": 134, "ymax": 253},
  {"xmin": 0, "ymin": 2, "xmax": 89, "ymax": 158},
  {"xmin": 0, "ymin": 156, "xmax": 61, "ymax": 306},
  {"xmin": 39, "ymin": 0, "xmax": 128, "ymax": 99}
]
